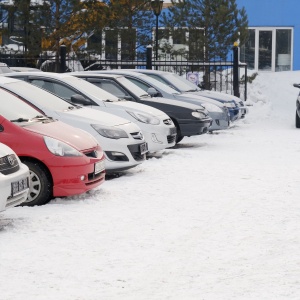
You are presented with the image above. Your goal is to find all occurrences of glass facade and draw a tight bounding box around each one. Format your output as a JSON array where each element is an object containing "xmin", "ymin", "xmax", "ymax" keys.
[
  {"xmin": 241, "ymin": 27, "xmax": 293, "ymax": 72},
  {"xmin": 259, "ymin": 30, "xmax": 272, "ymax": 70}
]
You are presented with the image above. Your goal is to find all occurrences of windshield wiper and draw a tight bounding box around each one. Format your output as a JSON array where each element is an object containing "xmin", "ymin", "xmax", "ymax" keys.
[
  {"xmin": 32, "ymin": 115, "xmax": 49, "ymax": 120},
  {"xmin": 186, "ymin": 89, "xmax": 198, "ymax": 92},
  {"xmin": 10, "ymin": 117, "xmax": 29, "ymax": 122}
]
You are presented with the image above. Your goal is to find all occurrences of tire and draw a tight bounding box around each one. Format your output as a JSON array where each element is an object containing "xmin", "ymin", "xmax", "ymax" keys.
[
  {"xmin": 21, "ymin": 161, "xmax": 53, "ymax": 206},
  {"xmin": 296, "ymin": 111, "xmax": 300, "ymax": 128},
  {"xmin": 173, "ymin": 122, "xmax": 184, "ymax": 143},
  {"xmin": 176, "ymin": 135, "xmax": 184, "ymax": 143}
]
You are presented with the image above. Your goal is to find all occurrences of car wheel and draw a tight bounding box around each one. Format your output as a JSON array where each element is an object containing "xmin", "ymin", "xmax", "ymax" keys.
[
  {"xmin": 173, "ymin": 122, "xmax": 184, "ymax": 143},
  {"xmin": 176, "ymin": 135, "xmax": 184, "ymax": 143},
  {"xmin": 21, "ymin": 161, "xmax": 53, "ymax": 206},
  {"xmin": 296, "ymin": 111, "xmax": 300, "ymax": 128}
]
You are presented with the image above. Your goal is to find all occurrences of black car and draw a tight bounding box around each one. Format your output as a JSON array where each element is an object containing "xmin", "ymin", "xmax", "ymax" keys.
[{"xmin": 70, "ymin": 72, "xmax": 212, "ymax": 143}]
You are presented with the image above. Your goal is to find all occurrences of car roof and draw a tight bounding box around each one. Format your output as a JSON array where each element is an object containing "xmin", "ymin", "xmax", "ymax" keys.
[{"xmin": 70, "ymin": 72, "xmax": 123, "ymax": 79}]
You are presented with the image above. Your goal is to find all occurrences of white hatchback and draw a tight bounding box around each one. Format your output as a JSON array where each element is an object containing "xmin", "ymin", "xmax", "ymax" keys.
[{"xmin": 0, "ymin": 143, "xmax": 29, "ymax": 212}]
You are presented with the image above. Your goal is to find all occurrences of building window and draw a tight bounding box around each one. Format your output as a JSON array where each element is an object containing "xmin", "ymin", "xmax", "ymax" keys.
[
  {"xmin": 276, "ymin": 29, "xmax": 292, "ymax": 71},
  {"xmin": 240, "ymin": 27, "xmax": 293, "ymax": 72},
  {"xmin": 258, "ymin": 30, "xmax": 272, "ymax": 71},
  {"xmin": 156, "ymin": 27, "xmax": 204, "ymax": 60},
  {"xmin": 102, "ymin": 28, "xmax": 137, "ymax": 60}
]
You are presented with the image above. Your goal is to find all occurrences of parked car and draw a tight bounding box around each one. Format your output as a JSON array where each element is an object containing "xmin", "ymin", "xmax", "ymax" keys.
[
  {"xmin": 0, "ymin": 87, "xmax": 106, "ymax": 206},
  {"xmin": 293, "ymin": 83, "xmax": 300, "ymax": 127},
  {"xmin": 130, "ymin": 69, "xmax": 247, "ymax": 121},
  {"xmin": 0, "ymin": 142, "xmax": 29, "ymax": 211},
  {"xmin": 87, "ymin": 70, "xmax": 229, "ymax": 132},
  {"xmin": 4, "ymin": 72, "xmax": 176, "ymax": 152},
  {"xmin": 69, "ymin": 73, "xmax": 213, "ymax": 143},
  {"xmin": 0, "ymin": 76, "xmax": 147, "ymax": 172}
]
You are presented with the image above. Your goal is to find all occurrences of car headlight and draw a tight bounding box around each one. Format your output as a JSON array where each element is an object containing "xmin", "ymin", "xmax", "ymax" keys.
[
  {"xmin": 91, "ymin": 124, "xmax": 128, "ymax": 139},
  {"xmin": 192, "ymin": 110, "xmax": 207, "ymax": 119},
  {"xmin": 44, "ymin": 136, "xmax": 82, "ymax": 157},
  {"xmin": 127, "ymin": 111, "xmax": 160, "ymax": 125}
]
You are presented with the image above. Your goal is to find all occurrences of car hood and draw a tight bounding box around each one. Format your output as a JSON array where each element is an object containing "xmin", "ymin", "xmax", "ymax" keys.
[
  {"xmin": 105, "ymin": 100, "xmax": 168, "ymax": 118},
  {"xmin": 195, "ymin": 90, "xmax": 238, "ymax": 102},
  {"xmin": 56, "ymin": 106, "xmax": 131, "ymax": 127},
  {"xmin": 145, "ymin": 96, "xmax": 206, "ymax": 111},
  {"xmin": 25, "ymin": 120, "xmax": 98, "ymax": 151}
]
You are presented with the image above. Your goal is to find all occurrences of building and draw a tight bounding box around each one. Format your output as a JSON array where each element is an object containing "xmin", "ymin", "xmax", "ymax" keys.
[{"xmin": 236, "ymin": 0, "xmax": 298, "ymax": 72}]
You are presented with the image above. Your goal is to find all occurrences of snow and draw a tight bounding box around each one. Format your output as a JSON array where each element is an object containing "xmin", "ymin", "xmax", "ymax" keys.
[{"xmin": 1, "ymin": 70, "xmax": 300, "ymax": 299}]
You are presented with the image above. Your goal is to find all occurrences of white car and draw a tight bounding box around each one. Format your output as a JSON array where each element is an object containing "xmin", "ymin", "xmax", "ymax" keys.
[
  {"xmin": 0, "ymin": 77, "xmax": 147, "ymax": 173},
  {"xmin": 0, "ymin": 142, "xmax": 29, "ymax": 212},
  {"xmin": 4, "ymin": 72, "xmax": 177, "ymax": 152}
]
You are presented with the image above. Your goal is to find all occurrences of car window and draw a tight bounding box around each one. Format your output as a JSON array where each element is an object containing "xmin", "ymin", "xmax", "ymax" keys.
[
  {"xmin": 0, "ymin": 88, "xmax": 44, "ymax": 121},
  {"xmin": 93, "ymin": 80, "xmax": 127, "ymax": 98},
  {"xmin": 30, "ymin": 79, "xmax": 55, "ymax": 94},
  {"xmin": 6, "ymin": 80, "xmax": 74, "ymax": 111},
  {"xmin": 51, "ymin": 82, "xmax": 77, "ymax": 100},
  {"xmin": 125, "ymin": 77, "xmax": 150, "ymax": 92}
]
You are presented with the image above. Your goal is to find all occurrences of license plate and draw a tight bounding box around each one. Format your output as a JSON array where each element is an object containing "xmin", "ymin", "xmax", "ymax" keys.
[
  {"xmin": 11, "ymin": 177, "xmax": 29, "ymax": 197},
  {"xmin": 140, "ymin": 142, "xmax": 148, "ymax": 155},
  {"xmin": 94, "ymin": 161, "xmax": 105, "ymax": 174}
]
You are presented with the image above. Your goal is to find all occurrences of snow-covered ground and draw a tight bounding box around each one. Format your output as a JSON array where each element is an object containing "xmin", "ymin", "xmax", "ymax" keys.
[{"xmin": 1, "ymin": 71, "xmax": 300, "ymax": 300}]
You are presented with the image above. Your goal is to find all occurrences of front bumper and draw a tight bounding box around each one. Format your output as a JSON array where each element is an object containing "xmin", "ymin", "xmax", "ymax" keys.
[
  {"xmin": 142, "ymin": 125, "xmax": 177, "ymax": 152},
  {"xmin": 48, "ymin": 156, "xmax": 106, "ymax": 197},
  {"xmin": 228, "ymin": 107, "xmax": 241, "ymax": 122},
  {"xmin": 0, "ymin": 163, "xmax": 29, "ymax": 211},
  {"xmin": 179, "ymin": 117, "xmax": 212, "ymax": 137}
]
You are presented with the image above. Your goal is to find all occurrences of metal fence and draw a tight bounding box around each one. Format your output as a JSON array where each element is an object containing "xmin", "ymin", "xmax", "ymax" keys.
[{"xmin": 0, "ymin": 46, "xmax": 247, "ymax": 100}]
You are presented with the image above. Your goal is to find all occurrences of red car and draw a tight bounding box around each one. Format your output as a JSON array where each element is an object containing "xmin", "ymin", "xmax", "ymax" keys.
[{"xmin": 0, "ymin": 87, "xmax": 106, "ymax": 206}]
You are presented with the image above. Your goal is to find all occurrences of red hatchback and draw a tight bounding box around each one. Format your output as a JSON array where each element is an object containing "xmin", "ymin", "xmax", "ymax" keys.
[{"xmin": 0, "ymin": 88, "xmax": 105, "ymax": 206}]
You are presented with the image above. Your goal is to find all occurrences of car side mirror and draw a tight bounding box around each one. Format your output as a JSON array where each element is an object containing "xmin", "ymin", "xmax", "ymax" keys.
[
  {"xmin": 293, "ymin": 83, "xmax": 300, "ymax": 89},
  {"xmin": 70, "ymin": 94, "xmax": 90, "ymax": 105},
  {"xmin": 147, "ymin": 87, "xmax": 158, "ymax": 97}
]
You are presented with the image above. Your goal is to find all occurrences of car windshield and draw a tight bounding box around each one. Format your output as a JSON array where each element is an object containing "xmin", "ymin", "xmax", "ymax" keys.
[
  {"xmin": 117, "ymin": 76, "xmax": 150, "ymax": 97},
  {"xmin": 3, "ymin": 80, "xmax": 76, "ymax": 111},
  {"xmin": 140, "ymin": 74, "xmax": 181, "ymax": 94},
  {"xmin": 0, "ymin": 88, "xmax": 48, "ymax": 122},
  {"xmin": 64, "ymin": 76, "xmax": 119, "ymax": 101},
  {"xmin": 131, "ymin": 73, "xmax": 181, "ymax": 95},
  {"xmin": 161, "ymin": 73, "xmax": 201, "ymax": 92}
]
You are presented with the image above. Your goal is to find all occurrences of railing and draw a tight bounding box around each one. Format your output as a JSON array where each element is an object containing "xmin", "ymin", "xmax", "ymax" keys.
[{"xmin": 0, "ymin": 46, "xmax": 247, "ymax": 100}]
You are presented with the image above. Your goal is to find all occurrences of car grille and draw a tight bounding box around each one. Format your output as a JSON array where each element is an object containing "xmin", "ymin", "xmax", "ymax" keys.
[
  {"xmin": 83, "ymin": 150, "xmax": 99, "ymax": 158},
  {"xmin": 167, "ymin": 135, "xmax": 176, "ymax": 143},
  {"xmin": 87, "ymin": 171, "xmax": 105, "ymax": 182},
  {"xmin": 0, "ymin": 154, "xmax": 20, "ymax": 175},
  {"xmin": 167, "ymin": 127, "xmax": 177, "ymax": 143},
  {"xmin": 130, "ymin": 131, "xmax": 144, "ymax": 140},
  {"xmin": 127, "ymin": 144, "xmax": 145, "ymax": 161}
]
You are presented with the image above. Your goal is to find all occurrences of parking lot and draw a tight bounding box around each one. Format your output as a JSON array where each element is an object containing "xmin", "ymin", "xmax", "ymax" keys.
[{"xmin": 1, "ymin": 71, "xmax": 300, "ymax": 300}]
